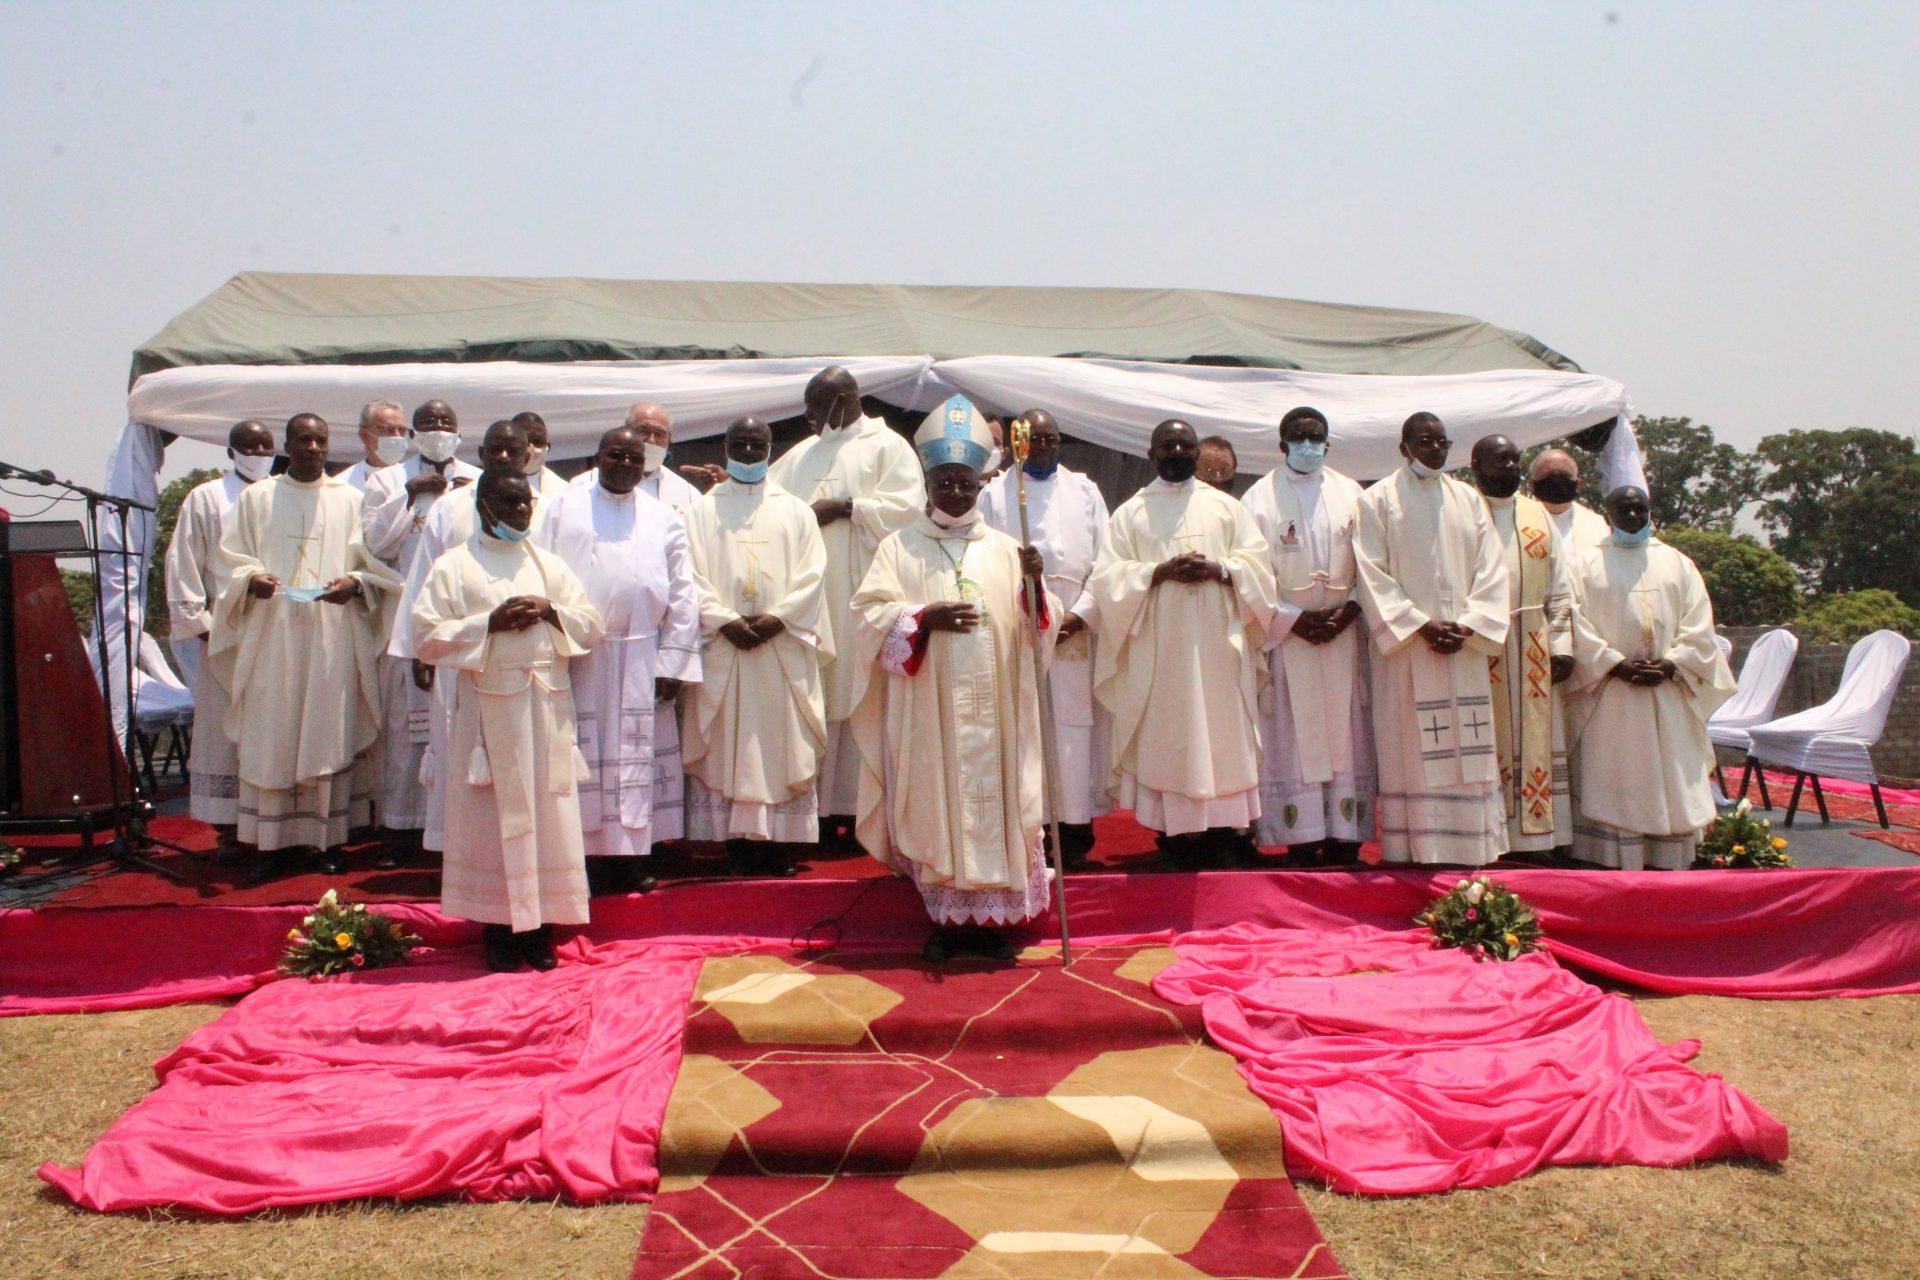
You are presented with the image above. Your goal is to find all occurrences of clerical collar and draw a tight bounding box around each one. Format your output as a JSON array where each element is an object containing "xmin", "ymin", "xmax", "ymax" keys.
[
  {"xmin": 1147, "ymin": 476, "xmax": 1197, "ymax": 494},
  {"xmin": 282, "ymin": 473, "xmax": 324, "ymax": 488},
  {"xmin": 1483, "ymin": 492, "xmax": 1516, "ymax": 508},
  {"xmin": 820, "ymin": 416, "xmax": 865, "ymax": 440},
  {"xmin": 596, "ymin": 484, "xmax": 637, "ymax": 503}
]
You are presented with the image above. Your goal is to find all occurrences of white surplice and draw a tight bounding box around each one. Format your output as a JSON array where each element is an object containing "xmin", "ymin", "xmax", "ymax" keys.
[
  {"xmin": 768, "ymin": 417, "xmax": 924, "ymax": 815},
  {"xmin": 1483, "ymin": 493, "xmax": 1576, "ymax": 852},
  {"xmin": 849, "ymin": 515, "xmax": 1057, "ymax": 925},
  {"xmin": 682, "ymin": 479, "xmax": 831, "ymax": 841},
  {"xmin": 1091, "ymin": 478, "xmax": 1278, "ymax": 835},
  {"xmin": 1354, "ymin": 466, "xmax": 1512, "ymax": 866},
  {"xmin": 165, "ymin": 470, "xmax": 248, "ymax": 824},
  {"xmin": 537, "ymin": 482, "xmax": 702, "ymax": 856},
  {"xmin": 977, "ymin": 464, "xmax": 1113, "ymax": 826},
  {"xmin": 1242, "ymin": 464, "xmax": 1377, "ymax": 846},
  {"xmin": 413, "ymin": 536, "xmax": 602, "ymax": 929},
  {"xmin": 210, "ymin": 474, "xmax": 400, "ymax": 852},
  {"xmin": 1563, "ymin": 538, "xmax": 1735, "ymax": 869}
]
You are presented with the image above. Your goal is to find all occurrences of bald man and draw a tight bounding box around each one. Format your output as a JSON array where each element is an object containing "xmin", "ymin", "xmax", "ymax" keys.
[
  {"xmin": 343, "ymin": 399, "xmax": 408, "ymax": 492},
  {"xmin": 1528, "ymin": 448, "xmax": 1610, "ymax": 552},
  {"xmin": 571, "ymin": 402, "xmax": 702, "ymax": 516}
]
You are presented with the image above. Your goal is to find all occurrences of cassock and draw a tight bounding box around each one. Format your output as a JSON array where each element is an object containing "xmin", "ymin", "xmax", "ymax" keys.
[
  {"xmin": 1547, "ymin": 501, "xmax": 1611, "ymax": 553},
  {"xmin": 1242, "ymin": 464, "xmax": 1377, "ymax": 847},
  {"xmin": 768, "ymin": 417, "xmax": 923, "ymax": 814},
  {"xmin": 209, "ymin": 474, "xmax": 400, "ymax": 852},
  {"xmin": 850, "ymin": 514, "xmax": 1057, "ymax": 924},
  {"xmin": 164, "ymin": 470, "xmax": 247, "ymax": 824},
  {"xmin": 570, "ymin": 464, "xmax": 699, "ymax": 513},
  {"xmin": 413, "ymin": 536, "xmax": 602, "ymax": 929},
  {"xmin": 682, "ymin": 478, "xmax": 831, "ymax": 841},
  {"xmin": 340, "ymin": 458, "xmax": 390, "ymax": 492},
  {"xmin": 1483, "ymin": 493, "xmax": 1577, "ymax": 852},
  {"xmin": 1563, "ymin": 537, "xmax": 1735, "ymax": 869},
  {"xmin": 537, "ymin": 482, "xmax": 701, "ymax": 857},
  {"xmin": 1354, "ymin": 467, "xmax": 1511, "ymax": 865},
  {"xmin": 360, "ymin": 455, "xmax": 480, "ymax": 831},
  {"xmin": 977, "ymin": 464, "xmax": 1113, "ymax": 827},
  {"xmin": 1090, "ymin": 479, "xmax": 1277, "ymax": 835}
]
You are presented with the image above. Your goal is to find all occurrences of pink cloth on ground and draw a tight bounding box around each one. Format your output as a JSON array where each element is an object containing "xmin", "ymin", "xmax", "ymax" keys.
[
  {"xmin": 41, "ymin": 938, "xmax": 714, "ymax": 1214},
  {"xmin": 1155, "ymin": 924, "xmax": 1789, "ymax": 1195}
]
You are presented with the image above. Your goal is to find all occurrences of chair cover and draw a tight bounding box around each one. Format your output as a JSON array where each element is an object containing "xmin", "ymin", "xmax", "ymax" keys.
[
  {"xmin": 1707, "ymin": 629, "xmax": 1799, "ymax": 753},
  {"xmin": 1746, "ymin": 631, "xmax": 1911, "ymax": 784}
]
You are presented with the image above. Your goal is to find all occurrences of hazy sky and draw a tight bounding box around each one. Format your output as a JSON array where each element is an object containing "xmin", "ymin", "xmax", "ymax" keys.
[{"xmin": 3, "ymin": 1, "xmax": 1916, "ymax": 487}]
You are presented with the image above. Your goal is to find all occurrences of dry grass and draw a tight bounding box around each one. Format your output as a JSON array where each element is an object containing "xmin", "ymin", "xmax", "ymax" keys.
[{"xmin": 4, "ymin": 993, "xmax": 1917, "ymax": 1279}]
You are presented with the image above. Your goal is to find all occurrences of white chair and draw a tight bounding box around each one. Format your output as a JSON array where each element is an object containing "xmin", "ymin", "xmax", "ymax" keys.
[
  {"xmin": 1707, "ymin": 628, "xmax": 1799, "ymax": 809},
  {"xmin": 1746, "ymin": 630, "xmax": 1911, "ymax": 829}
]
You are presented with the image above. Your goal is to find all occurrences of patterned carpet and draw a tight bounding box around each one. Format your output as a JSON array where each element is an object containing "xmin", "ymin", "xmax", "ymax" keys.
[{"xmin": 634, "ymin": 943, "xmax": 1347, "ymax": 1280}]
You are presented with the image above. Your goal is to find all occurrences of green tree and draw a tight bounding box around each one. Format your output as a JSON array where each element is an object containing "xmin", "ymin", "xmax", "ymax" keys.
[
  {"xmin": 144, "ymin": 468, "xmax": 223, "ymax": 642},
  {"xmin": 1756, "ymin": 428, "xmax": 1917, "ymax": 595},
  {"xmin": 1631, "ymin": 416, "xmax": 1759, "ymax": 532},
  {"xmin": 1797, "ymin": 589, "xmax": 1920, "ymax": 645},
  {"xmin": 1661, "ymin": 527, "xmax": 1802, "ymax": 626}
]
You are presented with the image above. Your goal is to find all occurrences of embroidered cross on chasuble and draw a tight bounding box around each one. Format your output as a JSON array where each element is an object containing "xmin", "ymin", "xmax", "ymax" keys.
[
  {"xmin": 731, "ymin": 533, "xmax": 769, "ymax": 605},
  {"xmin": 283, "ymin": 526, "xmax": 323, "ymax": 587},
  {"xmin": 1488, "ymin": 494, "xmax": 1561, "ymax": 835},
  {"xmin": 1411, "ymin": 588, "xmax": 1499, "ymax": 789}
]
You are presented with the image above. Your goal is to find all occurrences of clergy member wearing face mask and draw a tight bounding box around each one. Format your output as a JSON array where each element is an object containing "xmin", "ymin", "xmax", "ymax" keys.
[
  {"xmin": 1241, "ymin": 407, "xmax": 1376, "ymax": 869},
  {"xmin": 164, "ymin": 419, "xmax": 278, "ymax": 846},
  {"xmin": 1560, "ymin": 485, "xmax": 1735, "ymax": 870},
  {"xmin": 343, "ymin": 398, "xmax": 409, "ymax": 491},
  {"xmin": 1088, "ymin": 419, "xmax": 1277, "ymax": 869},
  {"xmin": 680, "ymin": 417, "xmax": 832, "ymax": 878},
  {"xmin": 1527, "ymin": 448, "xmax": 1611, "ymax": 551},
  {"xmin": 1353, "ymin": 412, "xmax": 1512, "ymax": 868},
  {"xmin": 510, "ymin": 411, "xmax": 570, "ymax": 499}
]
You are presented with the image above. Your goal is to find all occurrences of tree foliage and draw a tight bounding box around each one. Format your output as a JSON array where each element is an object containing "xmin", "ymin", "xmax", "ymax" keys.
[
  {"xmin": 144, "ymin": 468, "xmax": 223, "ymax": 641},
  {"xmin": 1631, "ymin": 416, "xmax": 1759, "ymax": 532},
  {"xmin": 1796, "ymin": 590, "xmax": 1920, "ymax": 646},
  {"xmin": 1756, "ymin": 428, "xmax": 1917, "ymax": 596},
  {"xmin": 1661, "ymin": 527, "xmax": 1801, "ymax": 627}
]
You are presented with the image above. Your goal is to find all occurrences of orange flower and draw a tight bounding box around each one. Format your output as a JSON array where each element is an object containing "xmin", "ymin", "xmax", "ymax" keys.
[{"xmin": 333, "ymin": 931, "xmax": 353, "ymax": 949}]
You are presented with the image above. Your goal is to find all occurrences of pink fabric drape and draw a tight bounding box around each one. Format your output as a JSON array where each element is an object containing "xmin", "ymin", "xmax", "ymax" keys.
[
  {"xmin": 1155, "ymin": 925, "xmax": 1789, "ymax": 1195},
  {"xmin": 40, "ymin": 939, "xmax": 712, "ymax": 1214}
]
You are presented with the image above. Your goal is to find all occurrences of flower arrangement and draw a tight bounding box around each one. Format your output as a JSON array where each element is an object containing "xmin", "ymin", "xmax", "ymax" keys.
[
  {"xmin": 1694, "ymin": 798, "xmax": 1792, "ymax": 869},
  {"xmin": 279, "ymin": 888, "xmax": 423, "ymax": 979},
  {"xmin": 0, "ymin": 842, "xmax": 20, "ymax": 877},
  {"xmin": 1416, "ymin": 876, "xmax": 1543, "ymax": 961}
]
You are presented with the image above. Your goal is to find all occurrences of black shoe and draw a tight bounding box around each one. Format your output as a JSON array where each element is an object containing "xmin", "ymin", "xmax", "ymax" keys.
[
  {"xmin": 965, "ymin": 928, "xmax": 1015, "ymax": 962},
  {"xmin": 517, "ymin": 926, "xmax": 558, "ymax": 971},
  {"xmin": 317, "ymin": 847, "xmax": 348, "ymax": 876},
  {"xmin": 482, "ymin": 925, "xmax": 519, "ymax": 972},
  {"xmin": 245, "ymin": 850, "xmax": 292, "ymax": 885},
  {"xmin": 922, "ymin": 928, "xmax": 958, "ymax": 964},
  {"xmin": 373, "ymin": 836, "xmax": 404, "ymax": 871},
  {"xmin": 761, "ymin": 844, "xmax": 798, "ymax": 879}
]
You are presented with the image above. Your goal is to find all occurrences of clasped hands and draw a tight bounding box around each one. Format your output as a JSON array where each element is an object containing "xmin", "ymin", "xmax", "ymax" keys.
[
  {"xmin": 487, "ymin": 594, "xmax": 557, "ymax": 633},
  {"xmin": 1293, "ymin": 601, "xmax": 1361, "ymax": 646},
  {"xmin": 1151, "ymin": 552, "xmax": 1226, "ymax": 588},
  {"xmin": 247, "ymin": 574, "xmax": 361, "ymax": 604},
  {"xmin": 720, "ymin": 614, "xmax": 788, "ymax": 651},
  {"xmin": 1417, "ymin": 619, "xmax": 1476, "ymax": 655},
  {"xmin": 1610, "ymin": 657, "xmax": 1677, "ymax": 687}
]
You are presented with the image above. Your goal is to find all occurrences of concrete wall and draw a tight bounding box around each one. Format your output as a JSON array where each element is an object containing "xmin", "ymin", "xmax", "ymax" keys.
[{"xmin": 1719, "ymin": 625, "xmax": 1920, "ymax": 786}]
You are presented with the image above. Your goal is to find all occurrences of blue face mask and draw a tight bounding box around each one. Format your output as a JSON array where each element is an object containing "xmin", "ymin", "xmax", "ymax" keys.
[
  {"xmin": 727, "ymin": 458, "xmax": 769, "ymax": 484},
  {"xmin": 479, "ymin": 502, "xmax": 533, "ymax": 543},
  {"xmin": 1285, "ymin": 440, "xmax": 1327, "ymax": 474},
  {"xmin": 1611, "ymin": 522, "xmax": 1652, "ymax": 548},
  {"xmin": 1022, "ymin": 459, "xmax": 1059, "ymax": 481}
]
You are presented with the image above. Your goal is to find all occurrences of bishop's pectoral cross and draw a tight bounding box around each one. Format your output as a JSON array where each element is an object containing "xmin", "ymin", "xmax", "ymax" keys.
[{"xmin": 733, "ymin": 531, "xmax": 769, "ymax": 607}]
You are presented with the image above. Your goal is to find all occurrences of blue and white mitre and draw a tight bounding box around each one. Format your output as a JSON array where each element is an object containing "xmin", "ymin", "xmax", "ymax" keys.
[{"xmin": 914, "ymin": 394, "xmax": 994, "ymax": 473}]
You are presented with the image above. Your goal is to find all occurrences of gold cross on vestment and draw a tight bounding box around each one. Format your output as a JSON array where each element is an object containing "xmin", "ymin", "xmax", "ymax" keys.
[
  {"xmin": 1169, "ymin": 523, "xmax": 1207, "ymax": 553},
  {"xmin": 1630, "ymin": 586, "xmax": 1660, "ymax": 657},
  {"xmin": 732, "ymin": 532, "xmax": 769, "ymax": 605},
  {"xmin": 284, "ymin": 527, "xmax": 322, "ymax": 586}
]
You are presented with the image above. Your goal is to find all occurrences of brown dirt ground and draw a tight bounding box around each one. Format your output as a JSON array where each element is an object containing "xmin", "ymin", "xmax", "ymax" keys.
[{"xmin": 4, "ymin": 992, "xmax": 1917, "ymax": 1280}]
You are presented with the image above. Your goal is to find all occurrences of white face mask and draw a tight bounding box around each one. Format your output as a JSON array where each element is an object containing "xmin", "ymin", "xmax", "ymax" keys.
[
  {"xmin": 371, "ymin": 434, "xmax": 409, "ymax": 466},
  {"xmin": 983, "ymin": 447, "xmax": 1004, "ymax": 473},
  {"xmin": 929, "ymin": 503, "xmax": 979, "ymax": 531},
  {"xmin": 521, "ymin": 445, "xmax": 549, "ymax": 476},
  {"xmin": 231, "ymin": 452, "xmax": 274, "ymax": 482},
  {"xmin": 1407, "ymin": 457, "xmax": 1445, "ymax": 480},
  {"xmin": 642, "ymin": 442, "xmax": 668, "ymax": 475},
  {"xmin": 415, "ymin": 430, "xmax": 460, "ymax": 464}
]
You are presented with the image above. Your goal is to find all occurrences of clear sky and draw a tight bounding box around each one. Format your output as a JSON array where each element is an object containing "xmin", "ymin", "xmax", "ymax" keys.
[{"xmin": 3, "ymin": 1, "xmax": 1916, "ymax": 487}]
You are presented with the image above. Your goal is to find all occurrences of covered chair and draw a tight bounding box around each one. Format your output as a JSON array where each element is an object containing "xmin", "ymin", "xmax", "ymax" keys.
[
  {"xmin": 1707, "ymin": 628, "xmax": 1799, "ymax": 809},
  {"xmin": 1746, "ymin": 630, "xmax": 1911, "ymax": 828}
]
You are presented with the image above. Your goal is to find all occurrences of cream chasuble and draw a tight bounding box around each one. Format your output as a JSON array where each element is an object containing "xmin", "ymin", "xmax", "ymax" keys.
[
  {"xmin": 1484, "ymin": 493, "xmax": 1577, "ymax": 851},
  {"xmin": 682, "ymin": 479, "xmax": 832, "ymax": 842},
  {"xmin": 413, "ymin": 537, "xmax": 602, "ymax": 929},
  {"xmin": 1242, "ymin": 464, "xmax": 1377, "ymax": 845},
  {"xmin": 538, "ymin": 482, "xmax": 702, "ymax": 857},
  {"xmin": 1090, "ymin": 478, "xmax": 1278, "ymax": 835},
  {"xmin": 1354, "ymin": 467, "xmax": 1511, "ymax": 865},
  {"xmin": 849, "ymin": 516, "xmax": 1056, "ymax": 925},
  {"xmin": 768, "ymin": 417, "xmax": 924, "ymax": 814},
  {"xmin": 165, "ymin": 470, "xmax": 247, "ymax": 824},
  {"xmin": 1548, "ymin": 501, "xmax": 1611, "ymax": 553},
  {"xmin": 977, "ymin": 464, "xmax": 1113, "ymax": 826},
  {"xmin": 210, "ymin": 474, "xmax": 401, "ymax": 852},
  {"xmin": 1563, "ymin": 539, "xmax": 1735, "ymax": 869}
]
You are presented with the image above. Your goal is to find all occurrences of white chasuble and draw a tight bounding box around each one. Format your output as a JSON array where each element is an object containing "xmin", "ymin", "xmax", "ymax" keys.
[
  {"xmin": 413, "ymin": 538, "xmax": 602, "ymax": 929},
  {"xmin": 1090, "ymin": 479, "xmax": 1277, "ymax": 835},
  {"xmin": 849, "ymin": 517, "xmax": 1056, "ymax": 925},
  {"xmin": 768, "ymin": 417, "xmax": 924, "ymax": 814},
  {"xmin": 682, "ymin": 480, "xmax": 832, "ymax": 842},
  {"xmin": 1484, "ymin": 493, "xmax": 1577, "ymax": 851},
  {"xmin": 1548, "ymin": 501, "xmax": 1612, "ymax": 554},
  {"xmin": 1242, "ymin": 465, "xmax": 1377, "ymax": 845},
  {"xmin": 1563, "ymin": 539, "xmax": 1735, "ymax": 869},
  {"xmin": 538, "ymin": 483, "xmax": 702, "ymax": 856},
  {"xmin": 165, "ymin": 471, "xmax": 246, "ymax": 824},
  {"xmin": 210, "ymin": 475, "xmax": 401, "ymax": 852},
  {"xmin": 978, "ymin": 465, "xmax": 1114, "ymax": 826},
  {"xmin": 1354, "ymin": 467, "xmax": 1511, "ymax": 865}
]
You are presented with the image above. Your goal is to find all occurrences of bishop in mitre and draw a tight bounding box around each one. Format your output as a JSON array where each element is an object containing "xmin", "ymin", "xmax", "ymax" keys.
[
  {"xmin": 682, "ymin": 417, "xmax": 831, "ymax": 876},
  {"xmin": 1563, "ymin": 486, "xmax": 1735, "ymax": 869},
  {"xmin": 1354, "ymin": 413, "xmax": 1512, "ymax": 866},
  {"xmin": 1241, "ymin": 407, "xmax": 1377, "ymax": 867},
  {"xmin": 210, "ymin": 414, "xmax": 400, "ymax": 881},
  {"xmin": 769, "ymin": 366, "xmax": 924, "ymax": 843},
  {"xmin": 850, "ymin": 395, "xmax": 1055, "ymax": 962},
  {"xmin": 413, "ymin": 471, "xmax": 603, "ymax": 971},
  {"xmin": 1090, "ymin": 419, "xmax": 1277, "ymax": 866}
]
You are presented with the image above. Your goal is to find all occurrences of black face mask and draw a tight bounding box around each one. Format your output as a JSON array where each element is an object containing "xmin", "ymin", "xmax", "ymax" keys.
[
  {"xmin": 1532, "ymin": 474, "xmax": 1580, "ymax": 504},
  {"xmin": 1478, "ymin": 474, "xmax": 1521, "ymax": 499},
  {"xmin": 1157, "ymin": 454, "xmax": 1198, "ymax": 484}
]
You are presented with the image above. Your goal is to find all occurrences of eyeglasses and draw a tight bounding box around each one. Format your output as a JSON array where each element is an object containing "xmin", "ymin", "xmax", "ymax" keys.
[
  {"xmin": 600, "ymin": 449, "xmax": 646, "ymax": 466},
  {"xmin": 928, "ymin": 477, "xmax": 982, "ymax": 495}
]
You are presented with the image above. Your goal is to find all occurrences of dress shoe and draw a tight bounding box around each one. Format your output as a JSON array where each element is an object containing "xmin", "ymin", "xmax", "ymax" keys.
[
  {"xmin": 517, "ymin": 926, "xmax": 559, "ymax": 972},
  {"xmin": 317, "ymin": 847, "xmax": 348, "ymax": 876},
  {"xmin": 921, "ymin": 928, "xmax": 959, "ymax": 964},
  {"xmin": 373, "ymin": 844, "xmax": 402, "ymax": 871},
  {"xmin": 482, "ymin": 925, "xmax": 519, "ymax": 972},
  {"xmin": 245, "ymin": 851, "xmax": 292, "ymax": 886}
]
